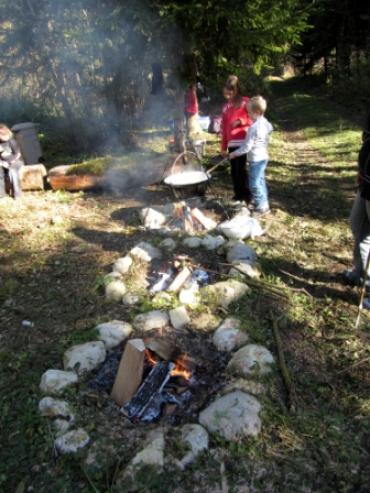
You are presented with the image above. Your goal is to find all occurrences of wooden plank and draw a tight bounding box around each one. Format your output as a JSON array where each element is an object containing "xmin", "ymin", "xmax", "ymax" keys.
[
  {"xmin": 168, "ymin": 267, "xmax": 191, "ymax": 292},
  {"xmin": 191, "ymin": 208, "xmax": 217, "ymax": 230},
  {"xmin": 111, "ymin": 339, "xmax": 146, "ymax": 406}
]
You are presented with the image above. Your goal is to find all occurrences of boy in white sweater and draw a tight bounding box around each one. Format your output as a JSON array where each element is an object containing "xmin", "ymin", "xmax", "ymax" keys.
[{"xmin": 229, "ymin": 96, "xmax": 273, "ymax": 216}]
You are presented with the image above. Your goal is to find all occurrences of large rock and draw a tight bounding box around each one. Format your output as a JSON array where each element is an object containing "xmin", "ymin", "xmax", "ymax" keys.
[
  {"xmin": 55, "ymin": 428, "xmax": 90, "ymax": 454},
  {"xmin": 130, "ymin": 242, "xmax": 162, "ymax": 262},
  {"xmin": 226, "ymin": 241, "xmax": 258, "ymax": 264},
  {"xmin": 133, "ymin": 310, "xmax": 169, "ymax": 332},
  {"xmin": 227, "ymin": 344, "xmax": 274, "ymax": 377},
  {"xmin": 199, "ymin": 391, "xmax": 262, "ymax": 441},
  {"xmin": 159, "ymin": 238, "xmax": 177, "ymax": 251},
  {"xmin": 212, "ymin": 317, "xmax": 249, "ymax": 352},
  {"xmin": 96, "ymin": 320, "xmax": 133, "ymax": 349},
  {"xmin": 176, "ymin": 424, "xmax": 209, "ymax": 470},
  {"xmin": 105, "ymin": 279, "xmax": 127, "ymax": 302},
  {"xmin": 203, "ymin": 280, "xmax": 249, "ymax": 308},
  {"xmin": 229, "ymin": 261, "xmax": 261, "ymax": 279},
  {"xmin": 122, "ymin": 292, "xmax": 140, "ymax": 307},
  {"xmin": 63, "ymin": 341, "xmax": 106, "ymax": 374},
  {"xmin": 179, "ymin": 283, "xmax": 199, "ymax": 306},
  {"xmin": 201, "ymin": 235, "xmax": 225, "ymax": 251},
  {"xmin": 38, "ymin": 397, "xmax": 74, "ymax": 421},
  {"xmin": 140, "ymin": 207, "xmax": 167, "ymax": 229},
  {"xmin": 169, "ymin": 306, "xmax": 190, "ymax": 330},
  {"xmin": 39, "ymin": 369, "xmax": 78, "ymax": 394},
  {"xmin": 131, "ymin": 429, "xmax": 165, "ymax": 468},
  {"xmin": 113, "ymin": 256, "xmax": 133, "ymax": 275},
  {"xmin": 182, "ymin": 237, "xmax": 202, "ymax": 248}
]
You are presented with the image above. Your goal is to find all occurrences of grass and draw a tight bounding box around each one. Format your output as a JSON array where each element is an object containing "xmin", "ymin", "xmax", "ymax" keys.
[{"xmin": 1, "ymin": 76, "xmax": 370, "ymax": 492}]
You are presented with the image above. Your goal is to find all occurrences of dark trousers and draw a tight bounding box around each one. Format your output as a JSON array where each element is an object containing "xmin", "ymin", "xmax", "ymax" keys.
[
  {"xmin": 0, "ymin": 163, "xmax": 23, "ymax": 199},
  {"xmin": 228, "ymin": 147, "xmax": 251, "ymax": 201}
]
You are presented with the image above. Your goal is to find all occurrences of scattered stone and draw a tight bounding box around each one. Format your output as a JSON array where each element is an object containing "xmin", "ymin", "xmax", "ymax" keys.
[
  {"xmin": 226, "ymin": 241, "xmax": 258, "ymax": 264},
  {"xmin": 159, "ymin": 238, "xmax": 177, "ymax": 251},
  {"xmin": 105, "ymin": 279, "xmax": 127, "ymax": 302},
  {"xmin": 103, "ymin": 272, "xmax": 122, "ymax": 285},
  {"xmin": 169, "ymin": 306, "xmax": 190, "ymax": 330},
  {"xmin": 151, "ymin": 292, "xmax": 173, "ymax": 306},
  {"xmin": 227, "ymin": 344, "xmax": 274, "ymax": 377},
  {"xmin": 176, "ymin": 424, "xmax": 209, "ymax": 470},
  {"xmin": 39, "ymin": 369, "xmax": 78, "ymax": 394},
  {"xmin": 203, "ymin": 280, "xmax": 249, "ymax": 308},
  {"xmin": 201, "ymin": 235, "xmax": 226, "ymax": 250},
  {"xmin": 122, "ymin": 292, "xmax": 140, "ymax": 306},
  {"xmin": 182, "ymin": 236, "xmax": 202, "ymax": 248},
  {"xmin": 130, "ymin": 242, "xmax": 162, "ymax": 262},
  {"xmin": 218, "ymin": 208, "xmax": 251, "ymax": 240},
  {"xmin": 199, "ymin": 391, "xmax": 262, "ymax": 440},
  {"xmin": 229, "ymin": 261, "xmax": 261, "ymax": 279},
  {"xmin": 55, "ymin": 428, "xmax": 90, "ymax": 454},
  {"xmin": 96, "ymin": 320, "xmax": 133, "ymax": 349},
  {"xmin": 221, "ymin": 378, "xmax": 266, "ymax": 396},
  {"xmin": 179, "ymin": 283, "xmax": 199, "ymax": 306},
  {"xmin": 131, "ymin": 429, "xmax": 165, "ymax": 468},
  {"xmin": 133, "ymin": 310, "xmax": 169, "ymax": 332},
  {"xmin": 140, "ymin": 207, "xmax": 167, "ymax": 229},
  {"xmin": 63, "ymin": 341, "xmax": 106, "ymax": 374},
  {"xmin": 53, "ymin": 418, "xmax": 72, "ymax": 435},
  {"xmin": 190, "ymin": 312, "xmax": 221, "ymax": 332},
  {"xmin": 212, "ymin": 317, "xmax": 249, "ymax": 352},
  {"xmin": 113, "ymin": 256, "xmax": 133, "ymax": 275},
  {"xmin": 38, "ymin": 397, "xmax": 74, "ymax": 421}
]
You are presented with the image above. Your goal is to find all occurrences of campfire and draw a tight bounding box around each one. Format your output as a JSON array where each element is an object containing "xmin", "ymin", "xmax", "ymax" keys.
[{"xmin": 111, "ymin": 338, "xmax": 194, "ymax": 423}]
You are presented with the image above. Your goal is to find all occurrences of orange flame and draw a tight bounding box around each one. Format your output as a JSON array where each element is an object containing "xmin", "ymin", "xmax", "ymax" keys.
[
  {"xmin": 170, "ymin": 355, "xmax": 191, "ymax": 380},
  {"xmin": 144, "ymin": 349, "xmax": 158, "ymax": 366}
]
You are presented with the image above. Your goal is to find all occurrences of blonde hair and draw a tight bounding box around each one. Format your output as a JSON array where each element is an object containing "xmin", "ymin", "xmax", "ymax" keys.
[
  {"xmin": 0, "ymin": 124, "xmax": 13, "ymax": 141},
  {"xmin": 248, "ymin": 96, "xmax": 267, "ymax": 115}
]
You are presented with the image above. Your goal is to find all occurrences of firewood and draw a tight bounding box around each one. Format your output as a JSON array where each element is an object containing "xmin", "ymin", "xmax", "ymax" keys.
[
  {"xmin": 191, "ymin": 208, "xmax": 217, "ymax": 230},
  {"xmin": 111, "ymin": 339, "xmax": 146, "ymax": 406},
  {"xmin": 168, "ymin": 267, "xmax": 191, "ymax": 292}
]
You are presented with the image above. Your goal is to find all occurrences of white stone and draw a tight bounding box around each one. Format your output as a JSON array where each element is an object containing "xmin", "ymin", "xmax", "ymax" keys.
[
  {"xmin": 199, "ymin": 391, "xmax": 262, "ymax": 441},
  {"xmin": 55, "ymin": 428, "xmax": 90, "ymax": 454},
  {"xmin": 159, "ymin": 238, "xmax": 177, "ymax": 251},
  {"xmin": 132, "ymin": 429, "xmax": 165, "ymax": 468},
  {"xmin": 133, "ymin": 310, "xmax": 169, "ymax": 332},
  {"xmin": 53, "ymin": 418, "xmax": 72, "ymax": 436},
  {"xmin": 105, "ymin": 280, "xmax": 127, "ymax": 302},
  {"xmin": 182, "ymin": 236, "xmax": 202, "ymax": 248},
  {"xmin": 122, "ymin": 292, "xmax": 140, "ymax": 306},
  {"xmin": 227, "ymin": 344, "xmax": 274, "ymax": 377},
  {"xmin": 63, "ymin": 341, "xmax": 106, "ymax": 374},
  {"xmin": 179, "ymin": 283, "xmax": 199, "ymax": 306},
  {"xmin": 39, "ymin": 369, "xmax": 78, "ymax": 394},
  {"xmin": 229, "ymin": 261, "xmax": 261, "ymax": 279},
  {"xmin": 130, "ymin": 242, "xmax": 162, "ymax": 262},
  {"xmin": 169, "ymin": 306, "xmax": 190, "ymax": 330},
  {"xmin": 113, "ymin": 256, "xmax": 133, "ymax": 275},
  {"xmin": 140, "ymin": 207, "xmax": 167, "ymax": 229},
  {"xmin": 226, "ymin": 241, "xmax": 258, "ymax": 264},
  {"xmin": 218, "ymin": 208, "xmax": 251, "ymax": 240},
  {"xmin": 213, "ymin": 318, "xmax": 249, "ymax": 352},
  {"xmin": 201, "ymin": 235, "xmax": 226, "ymax": 250},
  {"xmin": 103, "ymin": 272, "xmax": 122, "ymax": 285},
  {"xmin": 203, "ymin": 280, "xmax": 249, "ymax": 308},
  {"xmin": 39, "ymin": 397, "xmax": 74, "ymax": 420},
  {"xmin": 176, "ymin": 424, "xmax": 209, "ymax": 470},
  {"xmin": 96, "ymin": 320, "xmax": 133, "ymax": 349}
]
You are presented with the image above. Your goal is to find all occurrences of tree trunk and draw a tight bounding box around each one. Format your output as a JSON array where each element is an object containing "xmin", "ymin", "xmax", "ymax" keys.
[{"xmin": 174, "ymin": 87, "xmax": 186, "ymax": 153}]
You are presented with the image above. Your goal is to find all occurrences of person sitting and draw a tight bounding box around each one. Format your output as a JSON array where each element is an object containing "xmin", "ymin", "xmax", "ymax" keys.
[{"xmin": 0, "ymin": 124, "xmax": 24, "ymax": 199}]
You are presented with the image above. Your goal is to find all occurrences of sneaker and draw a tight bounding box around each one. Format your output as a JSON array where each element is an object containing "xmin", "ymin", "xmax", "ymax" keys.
[{"xmin": 252, "ymin": 206, "xmax": 270, "ymax": 218}]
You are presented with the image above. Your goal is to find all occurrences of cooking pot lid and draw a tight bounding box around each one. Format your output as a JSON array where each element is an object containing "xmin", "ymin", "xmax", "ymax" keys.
[{"xmin": 164, "ymin": 170, "xmax": 210, "ymax": 186}]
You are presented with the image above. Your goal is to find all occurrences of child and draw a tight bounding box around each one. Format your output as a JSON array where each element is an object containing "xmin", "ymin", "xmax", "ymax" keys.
[
  {"xmin": 0, "ymin": 124, "xmax": 24, "ymax": 199},
  {"xmin": 221, "ymin": 75, "xmax": 253, "ymax": 202},
  {"xmin": 229, "ymin": 96, "xmax": 273, "ymax": 217}
]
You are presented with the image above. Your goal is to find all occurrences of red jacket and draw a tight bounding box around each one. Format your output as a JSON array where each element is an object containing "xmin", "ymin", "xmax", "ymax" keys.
[{"xmin": 221, "ymin": 96, "xmax": 252, "ymax": 151}]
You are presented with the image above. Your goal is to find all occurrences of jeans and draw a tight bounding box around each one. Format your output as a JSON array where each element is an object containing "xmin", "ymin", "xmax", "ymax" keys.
[
  {"xmin": 228, "ymin": 147, "xmax": 251, "ymax": 201},
  {"xmin": 0, "ymin": 162, "xmax": 23, "ymax": 199},
  {"xmin": 350, "ymin": 192, "xmax": 370, "ymax": 279},
  {"xmin": 249, "ymin": 159, "xmax": 269, "ymax": 210}
]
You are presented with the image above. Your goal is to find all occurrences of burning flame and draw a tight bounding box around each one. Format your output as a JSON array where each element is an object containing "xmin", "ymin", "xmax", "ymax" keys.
[{"xmin": 144, "ymin": 349, "xmax": 191, "ymax": 380}]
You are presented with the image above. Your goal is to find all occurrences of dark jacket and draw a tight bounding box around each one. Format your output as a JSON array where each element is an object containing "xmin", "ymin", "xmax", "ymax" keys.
[{"xmin": 358, "ymin": 134, "xmax": 370, "ymax": 200}]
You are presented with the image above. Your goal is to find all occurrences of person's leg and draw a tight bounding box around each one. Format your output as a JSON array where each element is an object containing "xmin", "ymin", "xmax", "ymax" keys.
[
  {"xmin": 249, "ymin": 160, "xmax": 268, "ymax": 210},
  {"xmin": 0, "ymin": 167, "xmax": 6, "ymax": 198},
  {"xmin": 349, "ymin": 192, "xmax": 368, "ymax": 281},
  {"xmin": 359, "ymin": 199, "xmax": 370, "ymax": 276},
  {"xmin": 229, "ymin": 150, "xmax": 250, "ymax": 201},
  {"xmin": 229, "ymin": 147, "xmax": 242, "ymax": 200},
  {"xmin": 9, "ymin": 163, "xmax": 22, "ymax": 199}
]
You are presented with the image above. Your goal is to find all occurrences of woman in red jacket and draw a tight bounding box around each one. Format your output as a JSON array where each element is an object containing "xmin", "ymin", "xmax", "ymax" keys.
[{"xmin": 221, "ymin": 75, "xmax": 252, "ymax": 202}]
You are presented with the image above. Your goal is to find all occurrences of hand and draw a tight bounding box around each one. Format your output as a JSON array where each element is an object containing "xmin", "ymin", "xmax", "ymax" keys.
[
  {"xmin": 231, "ymin": 119, "xmax": 241, "ymax": 129},
  {"xmin": 0, "ymin": 160, "xmax": 9, "ymax": 169},
  {"xmin": 221, "ymin": 150, "xmax": 229, "ymax": 158}
]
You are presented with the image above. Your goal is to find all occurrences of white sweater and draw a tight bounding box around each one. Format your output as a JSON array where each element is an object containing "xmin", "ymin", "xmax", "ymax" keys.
[{"xmin": 231, "ymin": 115, "xmax": 273, "ymax": 162}]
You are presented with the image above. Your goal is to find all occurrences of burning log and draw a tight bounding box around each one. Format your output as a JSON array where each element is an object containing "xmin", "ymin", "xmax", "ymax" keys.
[
  {"xmin": 122, "ymin": 361, "xmax": 174, "ymax": 420},
  {"xmin": 111, "ymin": 339, "xmax": 146, "ymax": 406},
  {"xmin": 190, "ymin": 208, "xmax": 217, "ymax": 230}
]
